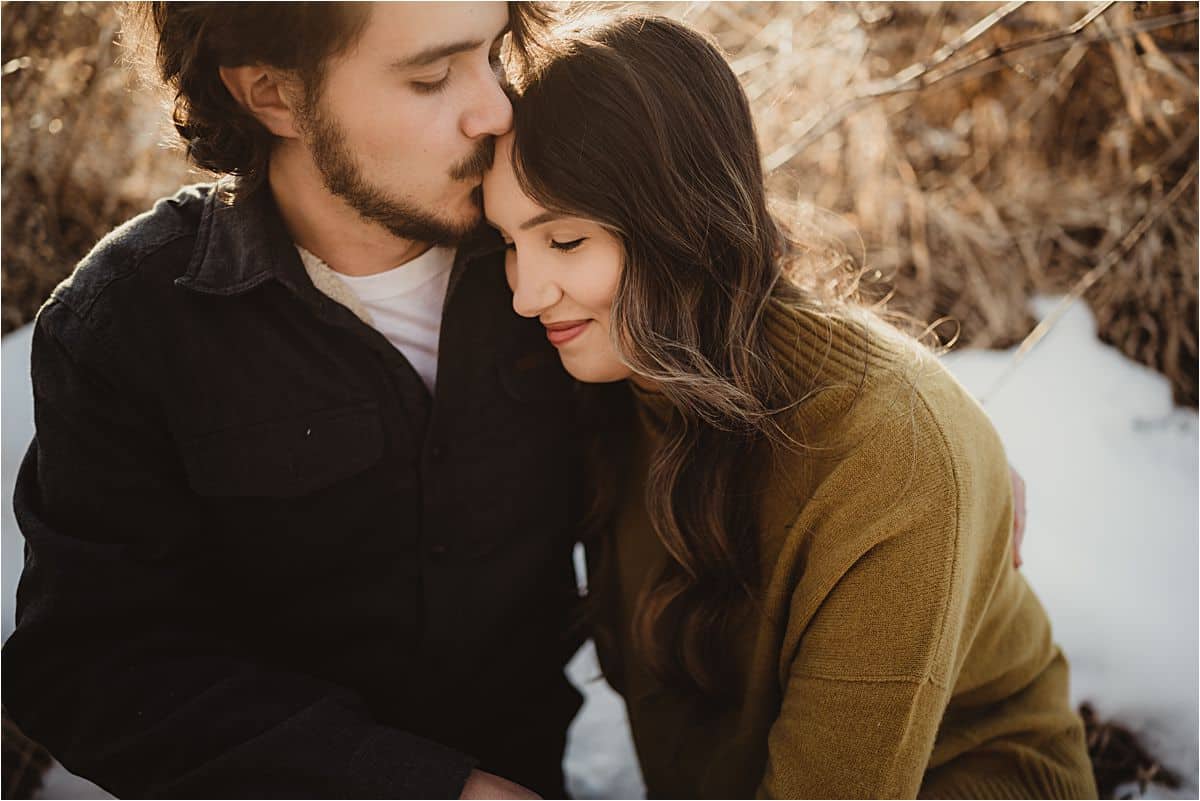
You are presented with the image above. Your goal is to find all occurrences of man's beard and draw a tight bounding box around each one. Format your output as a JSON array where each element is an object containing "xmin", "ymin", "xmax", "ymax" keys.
[{"xmin": 299, "ymin": 98, "xmax": 494, "ymax": 246}]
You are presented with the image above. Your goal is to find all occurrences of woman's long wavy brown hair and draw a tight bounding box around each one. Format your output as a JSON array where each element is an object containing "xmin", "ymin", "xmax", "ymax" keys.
[{"xmin": 510, "ymin": 14, "xmax": 866, "ymax": 706}]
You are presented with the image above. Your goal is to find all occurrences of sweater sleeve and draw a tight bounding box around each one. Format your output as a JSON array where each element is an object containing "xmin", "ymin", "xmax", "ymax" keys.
[
  {"xmin": 755, "ymin": 535, "xmax": 958, "ymax": 799},
  {"xmin": 756, "ymin": 374, "xmax": 1015, "ymax": 799}
]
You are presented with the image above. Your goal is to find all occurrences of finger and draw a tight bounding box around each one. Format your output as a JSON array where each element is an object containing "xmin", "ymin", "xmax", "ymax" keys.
[{"xmin": 1009, "ymin": 464, "xmax": 1026, "ymax": 568}]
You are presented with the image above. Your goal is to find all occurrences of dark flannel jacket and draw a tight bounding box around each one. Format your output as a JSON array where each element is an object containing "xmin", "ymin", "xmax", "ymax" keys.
[{"xmin": 3, "ymin": 183, "xmax": 588, "ymax": 798}]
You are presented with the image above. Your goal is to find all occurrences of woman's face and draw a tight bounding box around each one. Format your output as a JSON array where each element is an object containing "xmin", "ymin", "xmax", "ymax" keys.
[{"xmin": 482, "ymin": 133, "xmax": 632, "ymax": 383}]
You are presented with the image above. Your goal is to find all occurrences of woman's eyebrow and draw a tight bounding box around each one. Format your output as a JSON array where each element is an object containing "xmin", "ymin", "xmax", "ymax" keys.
[{"xmin": 520, "ymin": 211, "xmax": 564, "ymax": 230}]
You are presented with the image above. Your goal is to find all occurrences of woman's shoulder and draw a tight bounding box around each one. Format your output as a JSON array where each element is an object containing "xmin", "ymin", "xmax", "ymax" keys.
[
  {"xmin": 759, "ymin": 302, "xmax": 1014, "ymax": 593},
  {"xmin": 764, "ymin": 300, "xmax": 1005, "ymax": 483},
  {"xmin": 759, "ymin": 304, "xmax": 1018, "ymax": 677}
]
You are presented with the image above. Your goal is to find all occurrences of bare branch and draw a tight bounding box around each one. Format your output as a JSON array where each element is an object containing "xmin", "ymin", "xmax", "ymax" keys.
[
  {"xmin": 981, "ymin": 160, "xmax": 1199, "ymax": 403},
  {"xmin": 765, "ymin": 4, "xmax": 1199, "ymax": 171},
  {"xmin": 884, "ymin": 0, "xmax": 1028, "ymax": 92}
]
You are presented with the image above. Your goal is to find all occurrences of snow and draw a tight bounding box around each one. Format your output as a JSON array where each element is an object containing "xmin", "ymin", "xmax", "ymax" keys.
[
  {"xmin": 939, "ymin": 297, "xmax": 1199, "ymax": 800},
  {"xmin": 2, "ymin": 323, "xmax": 34, "ymax": 644},
  {"xmin": 2, "ymin": 296, "xmax": 1196, "ymax": 799}
]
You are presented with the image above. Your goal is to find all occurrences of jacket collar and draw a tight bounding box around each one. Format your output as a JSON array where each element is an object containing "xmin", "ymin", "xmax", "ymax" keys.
[
  {"xmin": 175, "ymin": 180, "xmax": 507, "ymax": 301},
  {"xmin": 446, "ymin": 223, "xmax": 506, "ymax": 303},
  {"xmin": 175, "ymin": 180, "xmax": 301, "ymax": 296}
]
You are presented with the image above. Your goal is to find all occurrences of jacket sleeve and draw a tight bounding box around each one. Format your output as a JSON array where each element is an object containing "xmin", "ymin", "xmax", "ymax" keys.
[{"xmin": 3, "ymin": 300, "xmax": 478, "ymax": 799}]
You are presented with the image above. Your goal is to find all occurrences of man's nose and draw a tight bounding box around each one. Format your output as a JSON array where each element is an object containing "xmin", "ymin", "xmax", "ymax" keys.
[{"xmin": 462, "ymin": 69, "xmax": 514, "ymax": 139}]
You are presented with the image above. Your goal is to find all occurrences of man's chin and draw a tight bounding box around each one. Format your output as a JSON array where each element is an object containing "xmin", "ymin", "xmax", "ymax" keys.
[
  {"xmin": 371, "ymin": 201, "xmax": 481, "ymax": 247},
  {"xmin": 440, "ymin": 201, "xmax": 485, "ymax": 244},
  {"xmin": 436, "ymin": 188, "xmax": 486, "ymax": 242},
  {"xmin": 467, "ymin": 183, "xmax": 484, "ymax": 213}
]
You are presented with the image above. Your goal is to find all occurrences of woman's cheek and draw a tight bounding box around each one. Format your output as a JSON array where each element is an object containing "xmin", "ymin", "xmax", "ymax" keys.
[{"xmin": 584, "ymin": 248, "xmax": 624, "ymax": 312}]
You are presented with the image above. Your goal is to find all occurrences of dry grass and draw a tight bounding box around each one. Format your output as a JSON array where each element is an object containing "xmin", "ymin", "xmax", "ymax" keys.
[
  {"xmin": 2, "ymin": 1, "xmax": 1196, "ymax": 404},
  {"xmin": 646, "ymin": 1, "xmax": 1199, "ymax": 406},
  {"xmin": 1, "ymin": 2, "xmax": 194, "ymax": 333}
]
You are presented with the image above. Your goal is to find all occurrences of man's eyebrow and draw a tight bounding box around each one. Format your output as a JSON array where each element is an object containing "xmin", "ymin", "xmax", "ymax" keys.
[
  {"xmin": 391, "ymin": 39, "xmax": 483, "ymax": 70},
  {"xmin": 520, "ymin": 211, "xmax": 564, "ymax": 231},
  {"xmin": 390, "ymin": 22, "xmax": 512, "ymax": 70}
]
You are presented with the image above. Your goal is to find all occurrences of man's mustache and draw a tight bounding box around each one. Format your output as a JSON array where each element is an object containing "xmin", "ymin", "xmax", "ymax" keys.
[{"xmin": 450, "ymin": 137, "xmax": 496, "ymax": 181}]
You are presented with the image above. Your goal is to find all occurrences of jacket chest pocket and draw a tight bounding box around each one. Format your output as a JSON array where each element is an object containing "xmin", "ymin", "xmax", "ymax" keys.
[{"xmin": 180, "ymin": 402, "xmax": 385, "ymax": 498}]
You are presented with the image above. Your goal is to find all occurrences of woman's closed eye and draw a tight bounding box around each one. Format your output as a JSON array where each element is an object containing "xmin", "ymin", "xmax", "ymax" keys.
[
  {"xmin": 502, "ymin": 238, "xmax": 587, "ymax": 252},
  {"xmin": 551, "ymin": 238, "xmax": 586, "ymax": 252}
]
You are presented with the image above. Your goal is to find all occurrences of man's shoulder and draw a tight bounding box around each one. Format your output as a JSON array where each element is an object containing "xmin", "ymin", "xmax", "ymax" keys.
[{"xmin": 49, "ymin": 183, "xmax": 215, "ymax": 321}]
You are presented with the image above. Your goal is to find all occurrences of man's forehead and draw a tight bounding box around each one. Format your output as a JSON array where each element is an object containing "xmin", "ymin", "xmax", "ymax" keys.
[{"xmin": 356, "ymin": 2, "xmax": 510, "ymax": 59}]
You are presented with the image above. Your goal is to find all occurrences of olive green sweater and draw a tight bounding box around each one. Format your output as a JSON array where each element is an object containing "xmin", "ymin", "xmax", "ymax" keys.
[{"xmin": 589, "ymin": 301, "xmax": 1096, "ymax": 799}]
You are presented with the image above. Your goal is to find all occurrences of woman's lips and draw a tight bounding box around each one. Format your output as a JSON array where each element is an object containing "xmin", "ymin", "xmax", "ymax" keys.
[{"xmin": 544, "ymin": 320, "xmax": 590, "ymax": 346}]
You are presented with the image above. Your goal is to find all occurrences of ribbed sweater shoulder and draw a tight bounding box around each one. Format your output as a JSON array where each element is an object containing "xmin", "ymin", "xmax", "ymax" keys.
[
  {"xmin": 606, "ymin": 299, "xmax": 1095, "ymax": 798},
  {"xmin": 745, "ymin": 301, "xmax": 1068, "ymax": 797},
  {"xmin": 755, "ymin": 299, "xmax": 1015, "ymax": 687},
  {"xmin": 612, "ymin": 300, "xmax": 1094, "ymax": 798}
]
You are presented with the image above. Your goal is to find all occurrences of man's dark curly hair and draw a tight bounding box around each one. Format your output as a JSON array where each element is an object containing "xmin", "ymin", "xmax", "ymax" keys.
[{"xmin": 125, "ymin": 2, "xmax": 552, "ymax": 191}]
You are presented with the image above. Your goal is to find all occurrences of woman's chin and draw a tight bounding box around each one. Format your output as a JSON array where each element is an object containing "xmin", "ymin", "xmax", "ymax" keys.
[{"xmin": 561, "ymin": 356, "xmax": 632, "ymax": 384}]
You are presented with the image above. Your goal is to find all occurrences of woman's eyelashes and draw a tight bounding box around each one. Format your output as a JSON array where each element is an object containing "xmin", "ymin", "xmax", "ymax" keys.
[
  {"xmin": 501, "ymin": 237, "xmax": 587, "ymax": 253},
  {"xmin": 551, "ymin": 238, "xmax": 586, "ymax": 252}
]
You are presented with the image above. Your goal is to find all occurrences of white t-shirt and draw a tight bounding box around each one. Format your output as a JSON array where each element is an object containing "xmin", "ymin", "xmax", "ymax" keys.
[{"xmin": 295, "ymin": 245, "xmax": 454, "ymax": 395}]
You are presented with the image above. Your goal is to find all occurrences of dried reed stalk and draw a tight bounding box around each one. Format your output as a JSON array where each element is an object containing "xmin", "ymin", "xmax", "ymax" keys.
[
  {"xmin": 2, "ymin": 2, "xmax": 1197, "ymax": 406},
  {"xmin": 1, "ymin": 2, "xmax": 193, "ymax": 333},
  {"xmin": 644, "ymin": 1, "xmax": 1199, "ymax": 406}
]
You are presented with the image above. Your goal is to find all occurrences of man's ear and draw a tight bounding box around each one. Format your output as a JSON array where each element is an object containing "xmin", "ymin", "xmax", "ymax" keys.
[{"xmin": 219, "ymin": 65, "xmax": 302, "ymax": 139}]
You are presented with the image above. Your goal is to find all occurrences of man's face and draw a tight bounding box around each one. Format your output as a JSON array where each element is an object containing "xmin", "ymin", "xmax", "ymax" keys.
[{"xmin": 295, "ymin": 2, "xmax": 513, "ymax": 245}]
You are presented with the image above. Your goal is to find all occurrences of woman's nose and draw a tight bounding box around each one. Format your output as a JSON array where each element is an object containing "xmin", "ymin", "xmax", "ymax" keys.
[{"xmin": 508, "ymin": 256, "xmax": 562, "ymax": 318}]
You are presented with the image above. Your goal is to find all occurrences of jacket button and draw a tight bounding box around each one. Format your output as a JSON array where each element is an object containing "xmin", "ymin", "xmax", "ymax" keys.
[
  {"xmin": 430, "ymin": 445, "xmax": 445, "ymax": 460},
  {"xmin": 428, "ymin": 543, "xmax": 448, "ymax": 557}
]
